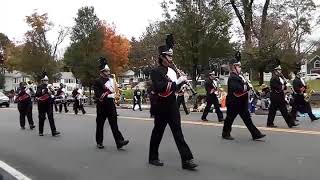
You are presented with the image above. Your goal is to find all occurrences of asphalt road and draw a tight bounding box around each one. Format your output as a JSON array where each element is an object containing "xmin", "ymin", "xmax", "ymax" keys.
[{"xmin": 0, "ymin": 105, "xmax": 320, "ymax": 180}]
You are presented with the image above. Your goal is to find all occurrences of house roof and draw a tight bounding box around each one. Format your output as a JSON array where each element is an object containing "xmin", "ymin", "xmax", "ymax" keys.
[
  {"xmin": 308, "ymin": 55, "xmax": 320, "ymax": 64},
  {"xmin": 4, "ymin": 70, "xmax": 30, "ymax": 78},
  {"xmin": 119, "ymin": 70, "xmax": 135, "ymax": 77},
  {"xmin": 60, "ymin": 72, "xmax": 75, "ymax": 79}
]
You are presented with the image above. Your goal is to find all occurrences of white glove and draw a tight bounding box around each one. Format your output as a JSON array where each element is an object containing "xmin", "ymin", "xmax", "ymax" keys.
[{"xmin": 177, "ymin": 76, "xmax": 187, "ymax": 85}]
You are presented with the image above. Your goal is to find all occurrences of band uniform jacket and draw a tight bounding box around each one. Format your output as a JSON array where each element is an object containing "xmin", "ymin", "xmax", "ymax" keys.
[
  {"xmin": 205, "ymin": 78, "xmax": 219, "ymax": 95},
  {"xmin": 292, "ymin": 77, "xmax": 306, "ymax": 94},
  {"xmin": 150, "ymin": 66, "xmax": 182, "ymax": 114},
  {"xmin": 270, "ymin": 75, "xmax": 287, "ymax": 94},
  {"xmin": 93, "ymin": 77, "xmax": 116, "ymax": 103},
  {"xmin": 35, "ymin": 84, "xmax": 54, "ymax": 104},
  {"xmin": 226, "ymin": 72, "xmax": 250, "ymax": 105},
  {"xmin": 292, "ymin": 77, "xmax": 308, "ymax": 109},
  {"xmin": 16, "ymin": 87, "xmax": 32, "ymax": 109}
]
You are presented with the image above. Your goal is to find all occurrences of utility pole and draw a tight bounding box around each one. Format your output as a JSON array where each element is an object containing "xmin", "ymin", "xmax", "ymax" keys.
[{"xmin": 0, "ymin": 48, "xmax": 6, "ymax": 90}]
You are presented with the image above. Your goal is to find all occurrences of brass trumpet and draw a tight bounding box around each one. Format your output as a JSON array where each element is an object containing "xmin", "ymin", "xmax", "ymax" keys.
[{"xmin": 170, "ymin": 62, "xmax": 197, "ymax": 96}]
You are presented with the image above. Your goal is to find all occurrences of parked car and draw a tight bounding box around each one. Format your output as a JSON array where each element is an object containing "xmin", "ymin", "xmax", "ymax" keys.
[
  {"xmin": 0, "ymin": 92, "xmax": 10, "ymax": 107},
  {"xmin": 305, "ymin": 73, "xmax": 320, "ymax": 81}
]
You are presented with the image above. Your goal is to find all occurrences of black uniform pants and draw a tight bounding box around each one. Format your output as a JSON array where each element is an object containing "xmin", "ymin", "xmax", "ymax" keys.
[
  {"xmin": 38, "ymin": 103, "xmax": 57, "ymax": 134},
  {"xmin": 96, "ymin": 100, "xmax": 124, "ymax": 145},
  {"xmin": 267, "ymin": 93, "xmax": 294, "ymax": 127},
  {"xmin": 59, "ymin": 102, "xmax": 68, "ymax": 113},
  {"xmin": 177, "ymin": 95, "xmax": 189, "ymax": 114},
  {"xmin": 18, "ymin": 101, "xmax": 34, "ymax": 128},
  {"xmin": 223, "ymin": 100, "xmax": 262, "ymax": 138},
  {"xmin": 291, "ymin": 94, "xmax": 317, "ymax": 120},
  {"xmin": 201, "ymin": 94, "xmax": 223, "ymax": 120},
  {"xmin": 133, "ymin": 98, "xmax": 142, "ymax": 111},
  {"xmin": 149, "ymin": 94, "xmax": 157, "ymax": 117},
  {"xmin": 149, "ymin": 108, "xmax": 193, "ymax": 161},
  {"xmin": 74, "ymin": 99, "xmax": 86, "ymax": 114}
]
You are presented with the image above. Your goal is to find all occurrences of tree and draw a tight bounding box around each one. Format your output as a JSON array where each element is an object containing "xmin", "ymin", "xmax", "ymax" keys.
[
  {"xmin": 229, "ymin": 0, "xmax": 272, "ymax": 84},
  {"xmin": 103, "ymin": 23, "xmax": 130, "ymax": 75},
  {"xmin": 283, "ymin": 0, "xmax": 317, "ymax": 57},
  {"xmin": 0, "ymin": 33, "xmax": 14, "ymax": 65},
  {"xmin": 15, "ymin": 12, "xmax": 61, "ymax": 82},
  {"xmin": 131, "ymin": 0, "xmax": 234, "ymax": 85},
  {"xmin": 64, "ymin": 6, "xmax": 105, "ymax": 104}
]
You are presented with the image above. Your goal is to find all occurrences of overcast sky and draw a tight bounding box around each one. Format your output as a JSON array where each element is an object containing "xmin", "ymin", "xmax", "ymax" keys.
[
  {"xmin": 0, "ymin": 0, "xmax": 164, "ymax": 55},
  {"xmin": 1, "ymin": 0, "xmax": 320, "ymax": 56}
]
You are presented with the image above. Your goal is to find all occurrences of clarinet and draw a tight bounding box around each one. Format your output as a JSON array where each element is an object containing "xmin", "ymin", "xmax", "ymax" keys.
[
  {"xmin": 239, "ymin": 73, "xmax": 259, "ymax": 98},
  {"xmin": 170, "ymin": 62, "xmax": 197, "ymax": 96}
]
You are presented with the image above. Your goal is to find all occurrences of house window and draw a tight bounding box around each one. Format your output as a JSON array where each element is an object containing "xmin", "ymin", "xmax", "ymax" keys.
[{"xmin": 315, "ymin": 60, "xmax": 320, "ymax": 68}]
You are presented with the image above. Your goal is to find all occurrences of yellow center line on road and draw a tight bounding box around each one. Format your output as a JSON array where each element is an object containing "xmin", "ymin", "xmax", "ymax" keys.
[{"xmin": 2, "ymin": 108, "xmax": 320, "ymax": 136}]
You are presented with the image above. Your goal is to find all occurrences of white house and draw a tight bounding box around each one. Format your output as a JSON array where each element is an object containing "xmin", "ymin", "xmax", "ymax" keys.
[
  {"xmin": 118, "ymin": 70, "xmax": 139, "ymax": 85},
  {"xmin": 4, "ymin": 70, "xmax": 32, "ymax": 91},
  {"xmin": 53, "ymin": 72, "xmax": 79, "ymax": 95}
]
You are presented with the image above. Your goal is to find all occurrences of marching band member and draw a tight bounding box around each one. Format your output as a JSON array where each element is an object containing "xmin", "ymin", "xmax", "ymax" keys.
[
  {"xmin": 72, "ymin": 87, "xmax": 86, "ymax": 115},
  {"xmin": 148, "ymin": 34, "xmax": 197, "ymax": 170},
  {"xmin": 291, "ymin": 64, "xmax": 319, "ymax": 122},
  {"xmin": 201, "ymin": 71, "xmax": 224, "ymax": 122},
  {"xmin": 266, "ymin": 59, "xmax": 298, "ymax": 128},
  {"xmin": 16, "ymin": 82, "xmax": 35, "ymax": 130},
  {"xmin": 35, "ymin": 73, "xmax": 60, "ymax": 136},
  {"xmin": 93, "ymin": 57, "xmax": 129, "ymax": 150},
  {"xmin": 176, "ymin": 83, "xmax": 190, "ymax": 115},
  {"xmin": 55, "ymin": 83, "xmax": 69, "ymax": 113},
  {"xmin": 222, "ymin": 53, "xmax": 265, "ymax": 140}
]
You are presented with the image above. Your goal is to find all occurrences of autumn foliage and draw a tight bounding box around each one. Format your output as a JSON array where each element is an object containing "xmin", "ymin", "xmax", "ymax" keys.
[{"xmin": 102, "ymin": 23, "xmax": 130, "ymax": 75}]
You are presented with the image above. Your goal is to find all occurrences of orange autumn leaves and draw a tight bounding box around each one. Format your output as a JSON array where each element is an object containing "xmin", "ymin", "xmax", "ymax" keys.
[{"xmin": 102, "ymin": 23, "xmax": 130, "ymax": 75}]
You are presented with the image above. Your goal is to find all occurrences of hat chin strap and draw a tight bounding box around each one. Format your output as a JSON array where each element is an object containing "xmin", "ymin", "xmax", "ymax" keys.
[{"xmin": 233, "ymin": 65, "xmax": 240, "ymax": 75}]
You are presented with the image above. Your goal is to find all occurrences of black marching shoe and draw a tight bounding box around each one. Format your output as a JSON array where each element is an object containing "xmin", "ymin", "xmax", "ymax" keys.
[
  {"xmin": 253, "ymin": 134, "xmax": 266, "ymax": 140},
  {"xmin": 97, "ymin": 144, "xmax": 105, "ymax": 149},
  {"xmin": 182, "ymin": 159, "xmax": 198, "ymax": 170},
  {"xmin": 267, "ymin": 124, "xmax": 278, "ymax": 128},
  {"xmin": 149, "ymin": 160, "xmax": 164, "ymax": 166},
  {"xmin": 21, "ymin": 127, "xmax": 25, "ymax": 130},
  {"xmin": 30, "ymin": 125, "xmax": 36, "ymax": 130},
  {"xmin": 201, "ymin": 118, "xmax": 208, "ymax": 122},
  {"xmin": 39, "ymin": 133, "xmax": 44, "ymax": 136},
  {"xmin": 117, "ymin": 140, "xmax": 129, "ymax": 149},
  {"xmin": 218, "ymin": 119, "xmax": 224, "ymax": 122},
  {"xmin": 289, "ymin": 123, "xmax": 299, "ymax": 128},
  {"xmin": 311, "ymin": 117, "xmax": 320, "ymax": 122},
  {"xmin": 222, "ymin": 135, "xmax": 235, "ymax": 140},
  {"xmin": 52, "ymin": 131, "xmax": 61, "ymax": 137}
]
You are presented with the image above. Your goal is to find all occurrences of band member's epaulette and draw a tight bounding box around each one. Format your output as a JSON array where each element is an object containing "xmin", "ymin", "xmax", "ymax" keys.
[{"xmin": 158, "ymin": 82, "xmax": 173, "ymax": 97}]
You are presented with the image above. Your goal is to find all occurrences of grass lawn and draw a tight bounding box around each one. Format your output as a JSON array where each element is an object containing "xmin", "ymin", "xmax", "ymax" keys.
[{"xmin": 307, "ymin": 79, "xmax": 320, "ymax": 91}]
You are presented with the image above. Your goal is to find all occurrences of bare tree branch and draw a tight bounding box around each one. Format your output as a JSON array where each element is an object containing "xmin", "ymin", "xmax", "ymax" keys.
[
  {"xmin": 230, "ymin": 0, "xmax": 245, "ymax": 28},
  {"xmin": 52, "ymin": 27, "xmax": 70, "ymax": 59}
]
